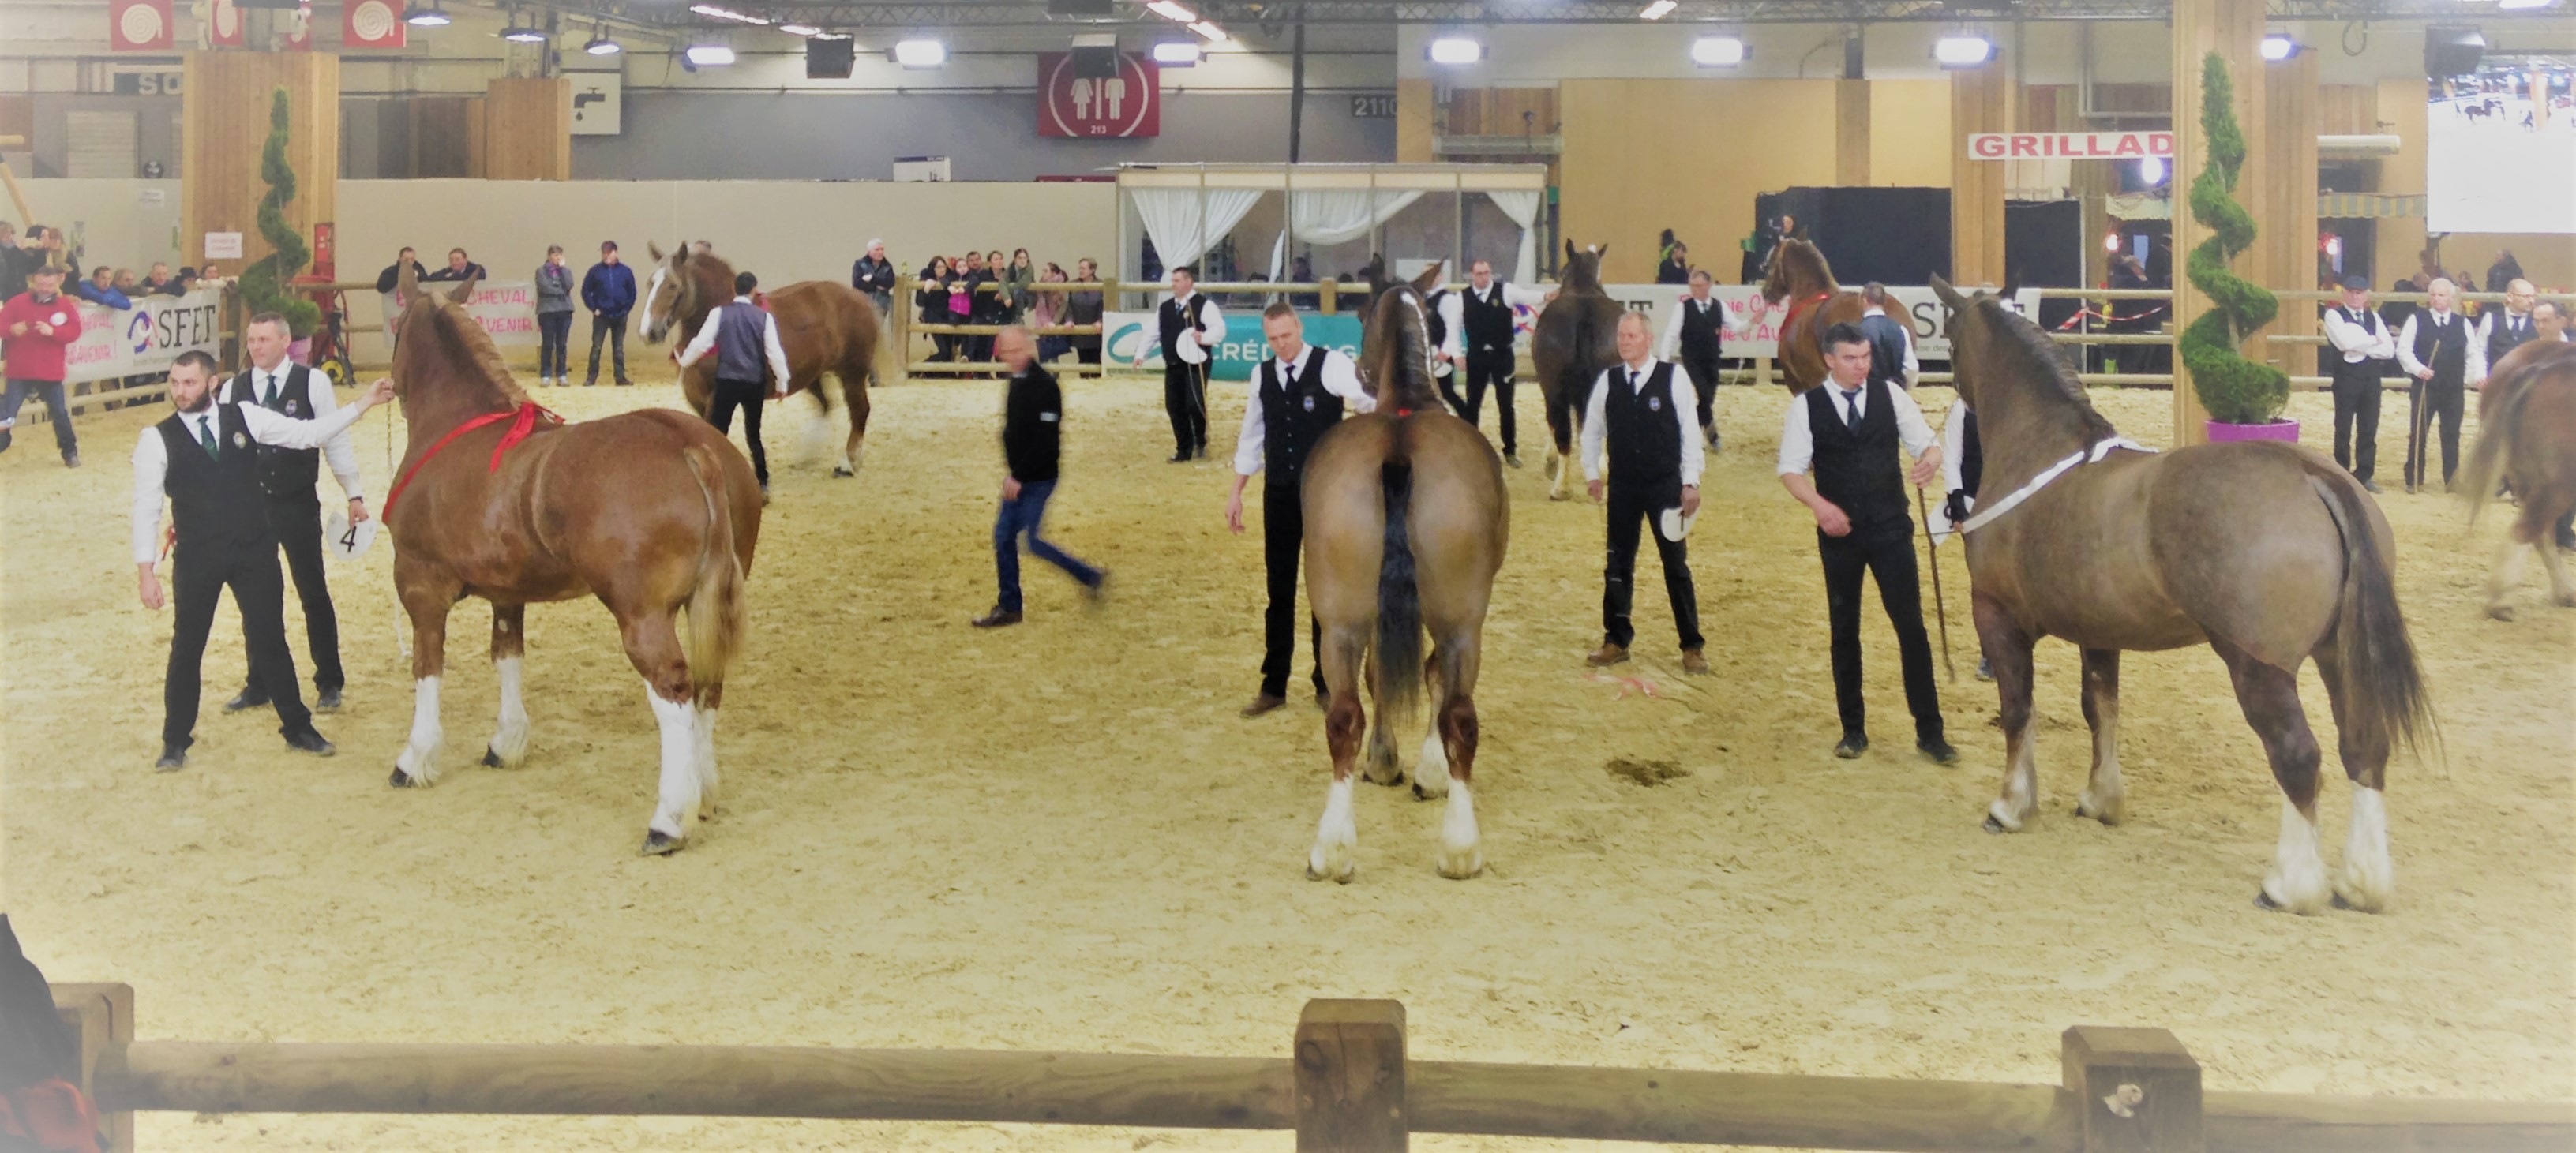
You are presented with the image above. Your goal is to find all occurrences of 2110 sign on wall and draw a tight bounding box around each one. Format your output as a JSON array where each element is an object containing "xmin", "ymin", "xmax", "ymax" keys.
[{"xmin": 1037, "ymin": 52, "xmax": 1160, "ymax": 138}]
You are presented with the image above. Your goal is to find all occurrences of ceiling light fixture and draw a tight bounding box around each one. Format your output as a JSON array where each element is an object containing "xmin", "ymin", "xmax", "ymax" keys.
[
  {"xmin": 684, "ymin": 43, "xmax": 736, "ymax": 65},
  {"xmin": 1153, "ymin": 39, "xmax": 1202, "ymax": 64},
  {"xmin": 1690, "ymin": 35, "xmax": 1745, "ymax": 66},
  {"xmin": 690, "ymin": 4, "xmax": 770, "ymax": 24},
  {"xmin": 403, "ymin": 1, "xmax": 450, "ymax": 26},
  {"xmin": 778, "ymin": 22, "xmax": 822, "ymax": 35},
  {"xmin": 500, "ymin": 22, "xmax": 549, "ymax": 43},
  {"xmin": 894, "ymin": 37, "xmax": 947, "ymax": 67},
  {"xmin": 1933, "ymin": 32, "xmax": 1993, "ymax": 68},
  {"xmin": 2259, "ymin": 32, "xmax": 2297, "ymax": 61},
  {"xmin": 1427, "ymin": 36, "xmax": 1483, "ymax": 65},
  {"xmin": 1146, "ymin": 0, "xmax": 1198, "ymax": 20},
  {"xmin": 583, "ymin": 23, "xmax": 621, "ymax": 54},
  {"xmin": 1639, "ymin": 0, "xmax": 1676, "ymax": 19}
]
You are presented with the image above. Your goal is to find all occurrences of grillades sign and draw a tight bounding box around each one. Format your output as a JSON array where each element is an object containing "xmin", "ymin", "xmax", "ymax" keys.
[{"xmin": 1967, "ymin": 132, "xmax": 2174, "ymax": 161}]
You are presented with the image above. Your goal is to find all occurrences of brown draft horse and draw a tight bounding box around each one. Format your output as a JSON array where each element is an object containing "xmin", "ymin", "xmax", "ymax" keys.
[
  {"xmin": 1760, "ymin": 237, "xmax": 1867, "ymax": 394},
  {"xmin": 1933, "ymin": 277, "xmax": 2434, "ymax": 914},
  {"xmin": 1529, "ymin": 241, "xmax": 1622, "ymax": 501},
  {"xmin": 641, "ymin": 243, "xmax": 883, "ymax": 477},
  {"xmin": 1303, "ymin": 260, "xmax": 1511, "ymax": 882},
  {"xmin": 383, "ymin": 268, "xmax": 763, "ymax": 855},
  {"xmin": 2466, "ymin": 339, "xmax": 2576, "ymax": 620}
]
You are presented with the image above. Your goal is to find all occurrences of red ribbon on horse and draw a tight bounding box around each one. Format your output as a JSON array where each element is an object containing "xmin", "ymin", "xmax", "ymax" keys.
[{"xmin": 381, "ymin": 402, "xmax": 561, "ymax": 520}]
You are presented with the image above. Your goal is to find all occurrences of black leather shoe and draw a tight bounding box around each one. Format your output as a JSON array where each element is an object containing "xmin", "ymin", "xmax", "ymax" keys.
[
  {"xmin": 223, "ymin": 686, "xmax": 269, "ymax": 713},
  {"xmin": 1167, "ymin": 451, "xmax": 1193, "ymax": 464},
  {"xmin": 2360, "ymin": 479, "xmax": 2383, "ymax": 494},
  {"xmin": 1833, "ymin": 732, "xmax": 1869, "ymax": 759},
  {"xmin": 154, "ymin": 743, "xmax": 187, "ymax": 772},
  {"xmin": 970, "ymin": 607, "xmax": 1023, "ymax": 628},
  {"xmin": 1084, "ymin": 571, "xmax": 1111, "ymax": 603},
  {"xmin": 1242, "ymin": 694, "xmax": 1288, "ymax": 717},
  {"xmin": 315, "ymin": 686, "xmax": 343, "ymax": 713},
  {"xmin": 1918, "ymin": 736, "xmax": 1960, "ymax": 766},
  {"xmin": 283, "ymin": 728, "xmax": 337, "ymax": 757}
]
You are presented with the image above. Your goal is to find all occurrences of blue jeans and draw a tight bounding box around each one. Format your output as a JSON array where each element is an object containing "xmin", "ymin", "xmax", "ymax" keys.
[{"xmin": 994, "ymin": 480, "xmax": 1100, "ymax": 612}]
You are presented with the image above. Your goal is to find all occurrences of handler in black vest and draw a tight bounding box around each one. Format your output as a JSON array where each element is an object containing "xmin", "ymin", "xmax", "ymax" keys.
[
  {"xmin": 2321, "ymin": 275, "xmax": 2398, "ymax": 492},
  {"xmin": 1655, "ymin": 270, "xmax": 1738, "ymax": 452},
  {"xmin": 1449, "ymin": 259, "xmax": 1550, "ymax": 467},
  {"xmin": 1159, "ymin": 267, "xmax": 1224, "ymax": 462},
  {"xmin": 136, "ymin": 351, "xmax": 393, "ymax": 769},
  {"xmin": 1227, "ymin": 301, "xmax": 1375, "ymax": 717},
  {"xmin": 2394, "ymin": 277, "xmax": 2488, "ymax": 493},
  {"xmin": 221, "ymin": 313, "xmax": 369, "ymax": 714},
  {"xmin": 676, "ymin": 270, "xmax": 794, "ymax": 497},
  {"xmin": 2480, "ymin": 278, "xmax": 2540, "ymax": 372},
  {"xmin": 1580, "ymin": 312, "xmax": 1708, "ymax": 675},
  {"xmin": 1776, "ymin": 322, "xmax": 1954, "ymax": 764}
]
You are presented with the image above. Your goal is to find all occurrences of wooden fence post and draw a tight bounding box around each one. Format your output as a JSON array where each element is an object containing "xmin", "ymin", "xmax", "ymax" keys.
[
  {"xmin": 52, "ymin": 982, "xmax": 136, "ymax": 1153},
  {"xmin": 2063, "ymin": 1025, "xmax": 2203, "ymax": 1153},
  {"xmin": 1321, "ymin": 280, "xmax": 1337, "ymax": 316},
  {"xmin": 1295, "ymin": 998, "xmax": 1405, "ymax": 1152}
]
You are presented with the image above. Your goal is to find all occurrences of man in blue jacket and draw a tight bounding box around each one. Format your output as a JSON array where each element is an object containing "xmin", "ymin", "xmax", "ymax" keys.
[{"xmin": 580, "ymin": 241, "xmax": 637, "ymax": 387}]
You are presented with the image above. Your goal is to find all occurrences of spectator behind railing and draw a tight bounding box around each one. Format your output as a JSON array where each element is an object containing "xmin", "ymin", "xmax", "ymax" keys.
[
  {"xmin": 72, "ymin": 264, "xmax": 133, "ymax": 310},
  {"xmin": 1032, "ymin": 262, "xmax": 1070, "ymax": 363}
]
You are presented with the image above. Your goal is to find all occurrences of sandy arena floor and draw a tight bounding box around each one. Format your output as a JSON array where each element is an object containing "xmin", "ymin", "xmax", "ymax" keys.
[{"xmin": 2, "ymin": 361, "xmax": 2569, "ymax": 1151}]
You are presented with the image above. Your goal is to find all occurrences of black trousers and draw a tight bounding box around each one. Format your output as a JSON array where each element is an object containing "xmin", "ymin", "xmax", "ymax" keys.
[
  {"xmin": 1679, "ymin": 350, "xmax": 1722, "ymax": 432},
  {"xmin": 1436, "ymin": 365, "xmax": 1472, "ymax": 417},
  {"xmin": 2330, "ymin": 369, "xmax": 2384, "ymax": 482},
  {"xmin": 2404, "ymin": 375, "xmax": 2464, "ymax": 488},
  {"xmin": 1261, "ymin": 481, "xmax": 1325, "ymax": 700},
  {"xmin": 170, "ymin": 545, "xmax": 313, "ymax": 748},
  {"xmin": 537, "ymin": 311, "xmax": 572, "ymax": 379},
  {"xmin": 586, "ymin": 313, "xmax": 628, "ymax": 383},
  {"xmin": 1819, "ymin": 525, "xmax": 1943, "ymax": 743},
  {"xmin": 1075, "ymin": 343, "xmax": 1102, "ymax": 365},
  {"xmin": 1164, "ymin": 359, "xmax": 1208, "ymax": 456},
  {"xmin": 1603, "ymin": 484, "xmax": 1703, "ymax": 651},
  {"xmin": 707, "ymin": 376, "xmax": 769, "ymax": 484},
  {"xmin": 1462, "ymin": 348, "xmax": 1517, "ymax": 454},
  {"xmin": 239, "ymin": 494, "xmax": 342, "ymax": 694}
]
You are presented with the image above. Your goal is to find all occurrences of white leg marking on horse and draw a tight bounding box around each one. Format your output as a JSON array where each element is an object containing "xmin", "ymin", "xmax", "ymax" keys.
[
  {"xmin": 2539, "ymin": 539, "xmax": 2576, "ymax": 608},
  {"xmin": 692, "ymin": 705, "xmax": 720, "ymax": 821},
  {"xmin": 2336, "ymin": 786, "xmax": 2394, "ymax": 912},
  {"xmin": 395, "ymin": 676, "xmax": 444, "ymax": 784},
  {"xmin": 2077, "ymin": 696, "xmax": 2124, "ymax": 825},
  {"xmin": 647, "ymin": 691, "xmax": 703, "ymax": 843},
  {"xmin": 488, "ymin": 657, "xmax": 531, "ymax": 766},
  {"xmin": 1307, "ymin": 777, "xmax": 1358, "ymax": 884},
  {"xmin": 1413, "ymin": 729, "xmax": 1451, "ymax": 799},
  {"xmin": 1987, "ymin": 721, "xmax": 2038, "ymax": 832},
  {"xmin": 2262, "ymin": 799, "xmax": 2332, "ymax": 914},
  {"xmin": 2486, "ymin": 539, "xmax": 2528, "ymax": 620},
  {"xmin": 1436, "ymin": 777, "xmax": 1483, "ymax": 879}
]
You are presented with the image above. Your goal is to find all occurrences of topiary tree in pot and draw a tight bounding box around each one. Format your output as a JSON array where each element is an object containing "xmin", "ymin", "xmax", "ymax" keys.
[
  {"xmin": 236, "ymin": 87, "xmax": 322, "ymax": 341},
  {"xmin": 2179, "ymin": 51, "xmax": 2292, "ymax": 439}
]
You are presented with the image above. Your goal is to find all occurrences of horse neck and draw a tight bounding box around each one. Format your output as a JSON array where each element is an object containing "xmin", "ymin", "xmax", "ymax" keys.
[
  {"xmin": 1970, "ymin": 376, "xmax": 2107, "ymax": 496},
  {"xmin": 397, "ymin": 380, "xmax": 518, "ymax": 467}
]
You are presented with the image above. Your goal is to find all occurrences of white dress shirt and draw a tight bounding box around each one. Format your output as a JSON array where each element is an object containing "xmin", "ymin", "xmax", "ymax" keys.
[
  {"xmin": 1775, "ymin": 377, "xmax": 1938, "ymax": 479},
  {"xmin": 133, "ymin": 400, "xmax": 374, "ymax": 565},
  {"xmin": 2394, "ymin": 309, "xmax": 2488, "ymax": 383},
  {"xmin": 1859, "ymin": 305, "xmax": 1922, "ymax": 386},
  {"xmin": 1579, "ymin": 358, "xmax": 1705, "ymax": 488},
  {"xmin": 1232, "ymin": 345, "xmax": 1376, "ymax": 477},
  {"xmin": 1434, "ymin": 290, "xmax": 1464, "ymax": 369},
  {"xmin": 676, "ymin": 296, "xmax": 794, "ymax": 393},
  {"xmin": 1164, "ymin": 292, "xmax": 1224, "ymax": 365},
  {"xmin": 2321, "ymin": 305, "xmax": 2397, "ymax": 364},
  {"xmin": 237, "ymin": 361, "xmax": 366, "ymax": 501},
  {"xmin": 1655, "ymin": 294, "xmax": 1742, "ymax": 361}
]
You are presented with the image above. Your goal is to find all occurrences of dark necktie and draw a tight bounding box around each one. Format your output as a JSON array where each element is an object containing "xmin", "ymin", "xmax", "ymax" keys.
[
  {"xmin": 1842, "ymin": 389, "xmax": 1862, "ymax": 428},
  {"xmin": 1281, "ymin": 361, "xmax": 1296, "ymax": 394},
  {"xmin": 262, "ymin": 371, "xmax": 281, "ymax": 408},
  {"xmin": 199, "ymin": 416, "xmax": 219, "ymax": 459}
]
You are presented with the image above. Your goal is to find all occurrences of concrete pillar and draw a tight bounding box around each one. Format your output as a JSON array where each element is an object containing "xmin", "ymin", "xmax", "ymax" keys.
[
  {"xmin": 1948, "ymin": 53, "xmax": 2012, "ymax": 287},
  {"xmin": 1835, "ymin": 79, "xmax": 1871, "ymax": 186},
  {"xmin": 2257, "ymin": 48, "xmax": 2320, "ymax": 375},
  {"xmin": 482, "ymin": 77, "xmax": 572, "ymax": 181},
  {"xmin": 181, "ymin": 50, "xmax": 339, "ymax": 275},
  {"xmin": 2169, "ymin": 0, "xmax": 2265, "ymax": 445}
]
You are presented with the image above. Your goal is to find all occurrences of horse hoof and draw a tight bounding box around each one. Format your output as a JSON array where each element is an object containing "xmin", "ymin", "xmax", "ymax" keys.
[
  {"xmin": 1435, "ymin": 852, "xmax": 1484, "ymax": 880},
  {"xmin": 481, "ymin": 746, "xmax": 503, "ymax": 768},
  {"xmin": 2254, "ymin": 889, "xmax": 2283, "ymax": 912},
  {"xmin": 833, "ymin": 466, "xmax": 854, "ymax": 478},
  {"xmin": 2486, "ymin": 604, "xmax": 2516, "ymax": 622},
  {"xmin": 389, "ymin": 767, "xmax": 422, "ymax": 788},
  {"xmin": 641, "ymin": 829, "xmax": 685, "ymax": 856},
  {"xmin": 1981, "ymin": 814, "xmax": 2010, "ymax": 834}
]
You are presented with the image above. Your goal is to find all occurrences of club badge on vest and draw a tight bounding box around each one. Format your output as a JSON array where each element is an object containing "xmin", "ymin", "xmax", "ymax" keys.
[
  {"xmin": 1648, "ymin": 394, "xmax": 1662, "ymax": 412},
  {"xmin": 1303, "ymin": 394, "xmax": 1318, "ymax": 411},
  {"xmin": 232, "ymin": 431, "xmax": 249, "ymax": 450}
]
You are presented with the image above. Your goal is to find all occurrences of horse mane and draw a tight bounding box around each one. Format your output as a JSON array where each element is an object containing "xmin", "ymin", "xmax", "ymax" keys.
[
  {"xmin": 1970, "ymin": 296, "xmax": 2115, "ymax": 441},
  {"xmin": 1370, "ymin": 283, "xmax": 1444, "ymax": 414},
  {"xmin": 1775, "ymin": 239, "xmax": 1835, "ymax": 294},
  {"xmin": 402, "ymin": 290, "xmax": 527, "ymax": 412}
]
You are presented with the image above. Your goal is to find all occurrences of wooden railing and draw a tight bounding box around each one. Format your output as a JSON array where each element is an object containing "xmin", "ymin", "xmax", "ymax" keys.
[{"xmin": 49, "ymin": 983, "xmax": 2572, "ymax": 1152}]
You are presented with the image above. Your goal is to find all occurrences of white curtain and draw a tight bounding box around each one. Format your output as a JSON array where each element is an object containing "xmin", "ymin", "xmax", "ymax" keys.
[
  {"xmin": 1289, "ymin": 189, "xmax": 1423, "ymax": 248},
  {"xmin": 1131, "ymin": 188, "xmax": 1265, "ymax": 273},
  {"xmin": 1484, "ymin": 190, "xmax": 1543, "ymax": 285}
]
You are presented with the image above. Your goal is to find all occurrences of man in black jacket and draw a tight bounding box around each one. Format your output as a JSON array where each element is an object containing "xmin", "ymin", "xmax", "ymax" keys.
[
  {"xmin": 852, "ymin": 239, "xmax": 898, "ymax": 316},
  {"xmin": 975, "ymin": 327, "xmax": 1105, "ymax": 627}
]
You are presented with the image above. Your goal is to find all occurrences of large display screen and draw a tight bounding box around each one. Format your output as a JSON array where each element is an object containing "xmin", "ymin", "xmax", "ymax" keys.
[{"xmin": 2426, "ymin": 62, "xmax": 2576, "ymax": 235}]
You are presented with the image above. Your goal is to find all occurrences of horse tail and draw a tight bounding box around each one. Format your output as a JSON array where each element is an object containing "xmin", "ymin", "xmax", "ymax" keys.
[
  {"xmin": 1374, "ymin": 439, "xmax": 1425, "ymax": 728},
  {"xmin": 2306, "ymin": 466, "xmax": 2438, "ymax": 765},
  {"xmin": 2462, "ymin": 364, "xmax": 2543, "ymax": 527},
  {"xmin": 681, "ymin": 443, "xmax": 749, "ymax": 702}
]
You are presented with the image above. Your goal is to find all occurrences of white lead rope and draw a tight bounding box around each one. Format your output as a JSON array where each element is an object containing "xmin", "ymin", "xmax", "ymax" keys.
[{"xmin": 1958, "ymin": 436, "xmax": 2158, "ymax": 535}]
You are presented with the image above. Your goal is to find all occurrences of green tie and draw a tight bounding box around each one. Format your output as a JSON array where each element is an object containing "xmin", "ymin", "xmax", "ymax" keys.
[
  {"xmin": 200, "ymin": 416, "xmax": 219, "ymax": 460},
  {"xmin": 262, "ymin": 372, "xmax": 279, "ymax": 408}
]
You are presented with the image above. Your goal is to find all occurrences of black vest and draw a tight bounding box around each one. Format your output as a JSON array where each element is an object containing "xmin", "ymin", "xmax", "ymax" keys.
[
  {"xmin": 1461, "ymin": 284, "xmax": 1513, "ymax": 351},
  {"xmin": 1159, "ymin": 294, "xmax": 1202, "ymax": 361},
  {"xmin": 2486, "ymin": 311, "xmax": 2536, "ymax": 366},
  {"xmin": 2330, "ymin": 307, "xmax": 2390, "ymax": 385},
  {"xmin": 1602, "ymin": 361, "xmax": 1683, "ymax": 493},
  {"xmin": 1859, "ymin": 313, "xmax": 1910, "ymax": 387},
  {"xmin": 227, "ymin": 365, "xmax": 321, "ymax": 500},
  {"xmin": 1676, "ymin": 297, "xmax": 1727, "ymax": 360},
  {"xmin": 1259, "ymin": 346, "xmax": 1343, "ymax": 485},
  {"xmin": 157, "ymin": 406, "xmax": 276, "ymax": 560},
  {"xmin": 2410, "ymin": 313, "xmax": 2469, "ymax": 387},
  {"xmin": 1805, "ymin": 379, "xmax": 1910, "ymax": 535},
  {"xmin": 1424, "ymin": 289, "xmax": 1451, "ymax": 352}
]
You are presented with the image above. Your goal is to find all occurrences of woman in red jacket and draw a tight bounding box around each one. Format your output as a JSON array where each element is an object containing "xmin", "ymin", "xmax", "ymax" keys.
[{"xmin": 0, "ymin": 263, "xmax": 86, "ymax": 467}]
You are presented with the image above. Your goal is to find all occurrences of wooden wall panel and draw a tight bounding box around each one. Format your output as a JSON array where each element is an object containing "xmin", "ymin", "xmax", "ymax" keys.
[
  {"xmin": 2319, "ymin": 84, "xmax": 2378, "ymax": 137},
  {"xmin": 1949, "ymin": 58, "xmax": 2012, "ymax": 287},
  {"xmin": 483, "ymin": 77, "xmax": 571, "ymax": 182},
  {"xmin": 1868, "ymin": 80, "xmax": 1952, "ymax": 189},
  {"xmin": 1444, "ymin": 87, "xmax": 1557, "ymax": 138},
  {"xmin": 1835, "ymin": 80, "xmax": 1870, "ymax": 186},
  {"xmin": 2259, "ymin": 50, "xmax": 2321, "ymax": 358},
  {"xmin": 1396, "ymin": 79, "xmax": 1435, "ymax": 163},
  {"xmin": 1558, "ymin": 78, "xmax": 1838, "ymax": 283},
  {"xmin": 180, "ymin": 50, "xmax": 338, "ymax": 275},
  {"xmin": 2372, "ymin": 78, "xmax": 2428, "ymax": 290}
]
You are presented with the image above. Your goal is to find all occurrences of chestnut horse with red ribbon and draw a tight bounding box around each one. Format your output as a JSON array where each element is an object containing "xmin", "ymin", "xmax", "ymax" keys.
[
  {"xmin": 1760, "ymin": 237, "xmax": 1866, "ymax": 394},
  {"xmin": 381, "ymin": 268, "xmax": 763, "ymax": 855}
]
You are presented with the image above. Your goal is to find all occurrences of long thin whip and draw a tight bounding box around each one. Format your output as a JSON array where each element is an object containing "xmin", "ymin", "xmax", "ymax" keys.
[{"xmin": 1918, "ymin": 485, "xmax": 1957, "ymax": 683}]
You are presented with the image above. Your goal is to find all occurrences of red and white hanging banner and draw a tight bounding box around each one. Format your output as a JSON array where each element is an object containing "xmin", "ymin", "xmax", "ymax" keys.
[
  {"xmin": 110, "ymin": 0, "xmax": 175, "ymax": 51},
  {"xmin": 1967, "ymin": 132, "xmax": 2175, "ymax": 161},
  {"xmin": 204, "ymin": 0, "xmax": 246, "ymax": 47},
  {"xmin": 342, "ymin": 0, "xmax": 404, "ymax": 48}
]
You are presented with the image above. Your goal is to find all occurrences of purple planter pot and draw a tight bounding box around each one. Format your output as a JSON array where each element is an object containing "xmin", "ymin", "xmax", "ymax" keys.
[{"xmin": 2206, "ymin": 417, "xmax": 2300, "ymax": 444}]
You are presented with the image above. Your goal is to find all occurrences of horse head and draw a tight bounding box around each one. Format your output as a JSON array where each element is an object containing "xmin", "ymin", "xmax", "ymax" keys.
[
  {"xmin": 391, "ymin": 260, "xmax": 522, "ymax": 431},
  {"xmin": 643, "ymin": 242, "xmax": 733, "ymax": 344},
  {"xmin": 1931, "ymin": 274, "xmax": 2110, "ymax": 450},
  {"xmin": 1558, "ymin": 241, "xmax": 1605, "ymax": 294},
  {"xmin": 1360, "ymin": 260, "xmax": 1446, "ymax": 416},
  {"xmin": 1761, "ymin": 237, "xmax": 1835, "ymax": 306}
]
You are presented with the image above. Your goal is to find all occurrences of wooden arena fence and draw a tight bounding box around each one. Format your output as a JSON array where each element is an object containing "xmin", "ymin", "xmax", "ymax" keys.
[{"xmin": 48, "ymin": 983, "xmax": 2571, "ymax": 1152}]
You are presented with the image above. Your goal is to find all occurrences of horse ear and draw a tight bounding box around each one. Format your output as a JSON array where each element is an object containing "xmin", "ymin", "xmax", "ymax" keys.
[
  {"xmin": 1410, "ymin": 260, "xmax": 1445, "ymax": 295},
  {"xmin": 1565, "ymin": 238, "xmax": 1578, "ymax": 264},
  {"xmin": 448, "ymin": 274, "xmax": 478, "ymax": 305},
  {"xmin": 647, "ymin": 241, "xmax": 666, "ymax": 264},
  {"xmin": 396, "ymin": 256, "xmax": 418, "ymax": 305},
  {"xmin": 1792, "ymin": 223, "xmax": 1810, "ymax": 241},
  {"xmin": 1929, "ymin": 275, "xmax": 1967, "ymax": 313}
]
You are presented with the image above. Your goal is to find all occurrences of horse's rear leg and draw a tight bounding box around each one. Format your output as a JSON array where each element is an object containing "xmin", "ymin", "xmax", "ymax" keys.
[
  {"xmin": 693, "ymin": 682, "xmax": 723, "ymax": 824},
  {"xmin": 835, "ymin": 370, "xmax": 872, "ymax": 477},
  {"xmin": 619, "ymin": 612, "xmax": 702, "ymax": 855},
  {"xmin": 1978, "ymin": 601, "xmax": 2042, "ymax": 833},
  {"xmin": 2074, "ymin": 648, "xmax": 2124, "ymax": 825},
  {"xmin": 2312, "ymin": 649, "xmax": 2394, "ymax": 912},
  {"xmin": 1307, "ymin": 623, "xmax": 1369, "ymax": 883},
  {"xmin": 2484, "ymin": 537, "xmax": 2533, "ymax": 621},
  {"xmin": 2213, "ymin": 638, "xmax": 2330, "ymax": 914},
  {"xmin": 391, "ymin": 569, "xmax": 458, "ymax": 788},
  {"xmin": 1543, "ymin": 390, "xmax": 1578, "ymax": 501},
  {"xmin": 1361, "ymin": 651, "xmax": 1406, "ymax": 787},
  {"xmin": 481, "ymin": 605, "xmax": 531, "ymax": 768},
  {"xmin": 1417, "ymin": 635, "xmax": 1485, "ymax": 880}
]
